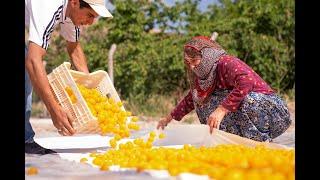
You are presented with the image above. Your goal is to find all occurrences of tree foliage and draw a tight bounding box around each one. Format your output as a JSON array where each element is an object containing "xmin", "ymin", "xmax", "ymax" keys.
[{"xmin": 45, "ymin": 0, "xmax": 295, "ymax": 102}]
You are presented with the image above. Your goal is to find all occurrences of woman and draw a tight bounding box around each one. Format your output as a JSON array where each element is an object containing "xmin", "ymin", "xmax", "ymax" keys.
[{"xmin": 157, "ymin": 36, "xmax": 291, "ymax": 142}]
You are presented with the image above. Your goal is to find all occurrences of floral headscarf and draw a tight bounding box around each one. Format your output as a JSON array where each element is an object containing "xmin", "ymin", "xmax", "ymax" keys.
[{"xmin": 184, "ymin": 36, "xmax": 226, "ymax": 106}]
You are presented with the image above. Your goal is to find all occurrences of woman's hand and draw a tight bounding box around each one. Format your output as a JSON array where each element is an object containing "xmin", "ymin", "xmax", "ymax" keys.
[
  {"xmin": 207, "ymin": 105, "xmax": 229, "ymax": 134},
  {"xmin": 157, "ymin": 114, "xmax": 173, "ymax": 130}
]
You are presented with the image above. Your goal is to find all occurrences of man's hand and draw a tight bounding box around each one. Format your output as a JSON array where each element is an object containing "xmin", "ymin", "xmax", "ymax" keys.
[
  {"xmin": 207, "ymin": 105, "xmax": 229, "ymax": 134},
  {"xmin": 157, "ymin": 114, "xmax": 173, "ymax": 130},
  {"xmin": 25, "ymin": 42, "xmax": 76, "ymax": 136},
  {"xmin": 50, "ymin": 105, "xmax": 76, "ymax": 136}
]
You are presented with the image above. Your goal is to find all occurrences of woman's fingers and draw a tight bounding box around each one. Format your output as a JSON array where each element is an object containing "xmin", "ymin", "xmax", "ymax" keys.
[
  {"xmin": 210, "ymin": 120, "xmax": 215, "ymax": 134},
  {"xmin": 216, "ymin": 119, "xmax": 221, "ymax": 129},
  {"xmin": 157, "ymin": 120, "xmax": 166, "ymax": 130},
  {"xmin": 207, "ymin": 117, "xmax": 215, "ymax": 134},
  {"xmin": 157, "ymin": 120, "xmax": 163, "ymax": 129},
  {"xmin": 156, "ymin": 122, "xmax": 162, "ymax": 130},
  {"xmin": 213, "ymin": 119, "xmax": 219, "ymax": 129},
  {"xmin": 157, "ymin": 116, "xmax": 172, "ymax": 130}
]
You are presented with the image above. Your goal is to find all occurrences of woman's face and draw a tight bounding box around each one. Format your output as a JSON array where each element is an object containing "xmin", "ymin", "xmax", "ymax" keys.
[
  {"xmin": 185, "ymin": 56, "xmax": 201, "ymax": 70},
  {"xmin": 184, "ymin": 47, "xmax": 202, "ymax": 70}
]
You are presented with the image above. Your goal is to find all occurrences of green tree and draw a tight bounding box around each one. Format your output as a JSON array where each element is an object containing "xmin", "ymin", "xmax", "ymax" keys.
[
  {"xmin": 184, "ymin": 0, "xmax": 295, "ymax": 92},
  {"xmin": 44, "ymin": 0, "xmax": 294, "ymax": 106}
]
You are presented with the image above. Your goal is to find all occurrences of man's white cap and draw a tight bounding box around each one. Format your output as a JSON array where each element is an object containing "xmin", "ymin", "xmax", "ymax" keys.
[{"xmin": 82, "ymin": 0, "xmax": 113, "ymax": 18}]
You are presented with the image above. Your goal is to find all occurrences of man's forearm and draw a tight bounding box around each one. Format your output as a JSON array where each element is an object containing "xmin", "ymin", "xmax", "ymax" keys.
[
  {"xmin": 67, "ymin": 42, "xmax": 89, "ymax": 73},
  {"xmin": 25, "ymin": 56, "xmax": 59, "ymax": 114}
]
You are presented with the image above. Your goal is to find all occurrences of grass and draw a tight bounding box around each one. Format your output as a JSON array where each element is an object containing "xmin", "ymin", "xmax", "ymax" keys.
[
  {"xmin": 281, "ymin": 88, "xmax": 295, "ymax": 102},
  {"xmin": 124, "ymin": 94, "xmax": 176, "ymax": 118}
]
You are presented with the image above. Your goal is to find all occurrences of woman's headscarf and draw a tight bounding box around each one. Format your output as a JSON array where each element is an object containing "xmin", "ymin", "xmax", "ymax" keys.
[{"xmin": 184, "ymin": 36, "xmax": 226, "ymax": 106}]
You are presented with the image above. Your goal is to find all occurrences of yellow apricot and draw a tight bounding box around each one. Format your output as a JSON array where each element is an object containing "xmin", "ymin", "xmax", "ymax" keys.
[
  {"xmin": 26, "ymin": 167, "xmax": 38, "ymax": 175},
  {"xmin": 80, "ymin": 158, "xmax": 88, "ymax": 163},
  {"xmin": 159, "ymin": 133, "xmax": 165, "ymax": 139}
]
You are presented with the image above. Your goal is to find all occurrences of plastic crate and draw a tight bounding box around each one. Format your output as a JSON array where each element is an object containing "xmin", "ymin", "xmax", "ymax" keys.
[{"xmin": 47, "ymin": 62, "xmax": 125, "ymax": 134}]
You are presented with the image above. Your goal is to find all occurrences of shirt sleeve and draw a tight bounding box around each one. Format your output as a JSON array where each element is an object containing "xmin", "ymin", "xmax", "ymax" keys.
[
  {"xmin": 220, "ymin": 59, "xmax": 254, "ymax": 112},
  {"xmin": 27, "ymin": 1, "xmax": 64, "ymax": 49},
  {"xmin": 60, "ymin": 18, "xmax": 80, "ymax": 42},
  {"xmin": 28, "ymin": 9, "xmax": 43, "ymax": 47},
  {"xmin": 170, "ymin": 91, "xmax": 195, "ymax": 121}
]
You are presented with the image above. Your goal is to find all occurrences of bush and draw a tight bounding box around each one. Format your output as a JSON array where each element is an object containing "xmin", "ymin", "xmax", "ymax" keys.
[{"xmin": 42, "ymin": 0, "xmax": 294, "ymax": 111}]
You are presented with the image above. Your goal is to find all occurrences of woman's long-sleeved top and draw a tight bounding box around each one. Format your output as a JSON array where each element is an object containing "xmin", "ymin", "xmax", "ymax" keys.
[{"xmin": 170, "ymin": 55, "xmax": 275, "ymax": 121}]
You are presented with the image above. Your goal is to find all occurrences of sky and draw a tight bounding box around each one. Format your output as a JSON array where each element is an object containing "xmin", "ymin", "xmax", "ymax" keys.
[
  {"xmin": 164, "ymin": 0, "xmax": 219, "ymax": 11},
  {"xmin": 104, "ymin": 0, "xmax": 220, "ymax": 32},
  {"xmin": 106, "ymin": 0, "xmax": 219, "ymax": 12}
]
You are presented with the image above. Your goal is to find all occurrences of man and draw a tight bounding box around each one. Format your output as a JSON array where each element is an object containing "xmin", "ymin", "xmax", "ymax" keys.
[{"xmin": 25, "ymin": 0, "xmax": 113, "ymax": 154}]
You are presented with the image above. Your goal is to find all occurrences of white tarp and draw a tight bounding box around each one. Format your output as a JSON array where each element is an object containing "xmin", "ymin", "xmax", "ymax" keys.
[{"xmin": 33, "ymin": 124, "xmax": 293, "ymax": 180}]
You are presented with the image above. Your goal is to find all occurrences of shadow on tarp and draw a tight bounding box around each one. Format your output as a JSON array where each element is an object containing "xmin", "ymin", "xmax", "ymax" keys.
[
  {"xmin": 152, "ymin": 124, "xmax": 293, "ymax": 150},
  {"xmin": 52, "ymin": 147, "xmax": 109, "ymax": 153}
]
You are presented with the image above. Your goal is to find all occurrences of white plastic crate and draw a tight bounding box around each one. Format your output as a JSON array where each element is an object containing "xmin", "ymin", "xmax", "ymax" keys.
[{"xmin": 47, "ymin": 62, "xmax": 125, "ymax": 134}]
